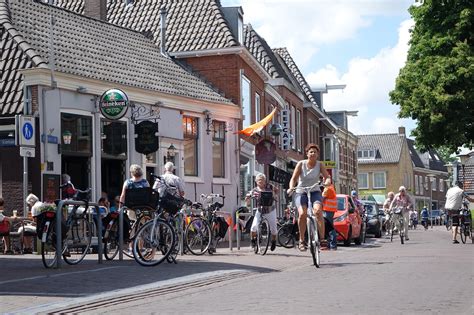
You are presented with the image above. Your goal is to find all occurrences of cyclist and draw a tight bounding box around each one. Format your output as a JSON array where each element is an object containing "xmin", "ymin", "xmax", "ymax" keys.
[
  {"xmin": 383, "ymin": 191, "xmax": 395, "ymax": 235},
  {"xmin": 445, "ymin": 181, "xmax": 474, "ymax": 244},
  {"xmin": 246, "ymin": 173, "xmax": 278, "ymax": 252},
  {"xmin": 389, "ymin": 186, "xmax": 413, "ymax": 240},
  {"xmin": 420, "ymin": 206, "xmax": 429, "ymax": 230},
  {"xmin": 287, "ymin": 143, "xmax": 330, "ymax": 251}
]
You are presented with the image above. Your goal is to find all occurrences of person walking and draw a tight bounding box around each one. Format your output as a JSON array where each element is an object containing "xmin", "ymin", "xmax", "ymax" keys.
[
  {"xmin": 287, "ymin": 143, "xmax": 331, "ymax": 251},
  {"xmin": 322, "ymin": 178, "xmax": 337, "ymax": 250},
  {"xmin": 445, "ymin": 181, "xmax": 474, "ymax": 244},
  {"xmin": 152, "ymin": 162, "xmax": 185, "ymax": 197},
  {"xmin": 389, "ymin": 186, "xmax": 414, "ymax": 241}
]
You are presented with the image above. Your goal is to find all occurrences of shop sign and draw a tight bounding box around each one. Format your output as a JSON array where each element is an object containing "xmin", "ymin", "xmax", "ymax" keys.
[
  {"xmin": 255, "ymin": 139, "xmax": 276, "ymax": 165},
  {"xmin": 269, "ymin": 165, "xmax": 292, "ymax": 186},
  {"xmin": 99, "ymin": 89, "xmax": 129, "ymax": 120},
  {"xmin": 135, "ymin": 121, "xmax": 158, "ymax": 154},
  {"xmin": 281, "ymin": 109, "xmax": 290, "ymax": 151},
  {"xmin": 322, "ymin": 160, "xmax": 336, "ymax": 168}
]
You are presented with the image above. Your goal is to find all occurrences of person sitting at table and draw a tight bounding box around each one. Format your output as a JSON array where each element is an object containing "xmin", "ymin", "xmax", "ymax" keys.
[{"xmin": 0, "ymin": 197, "xmax": 12, "ymax": 254}]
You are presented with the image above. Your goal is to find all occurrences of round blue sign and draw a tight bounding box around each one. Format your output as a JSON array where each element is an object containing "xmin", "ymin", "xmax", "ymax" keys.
[{"xmin": 22, "ymin": 122, "xmax": 33, "ymax": 140}]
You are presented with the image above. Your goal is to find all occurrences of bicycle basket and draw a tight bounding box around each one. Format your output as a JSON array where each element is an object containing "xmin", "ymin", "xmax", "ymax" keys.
[
  {"xmin": 259, "ymin": 191, "xmax": 274, "ymax": 207},
  {"xmin": 393, "ymin": 207, "xmax": 403, "ymax": 214},
  {"xmin": 159, "ymin": 191, "xmax": 185, "ymax": 215},
  {"xmin": 125, "ymin": 187, "xmax": 158, "ymax": 209}
]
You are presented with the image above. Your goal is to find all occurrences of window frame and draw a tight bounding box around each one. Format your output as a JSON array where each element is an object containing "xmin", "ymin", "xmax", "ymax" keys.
[
  {"xmin": 373, "ymin": 171, "xmax": 386, "ymax": 189},
  {"xmin": 212, "ymin": 120, "xmax": 226, "ymax": 178},
  {"xmin": 358, "ymin": 173, "xmax": 369, "ymax": 189},
  {"xmin": 182, "ymin": 115, "xmax": 199, "ymax": 177}
]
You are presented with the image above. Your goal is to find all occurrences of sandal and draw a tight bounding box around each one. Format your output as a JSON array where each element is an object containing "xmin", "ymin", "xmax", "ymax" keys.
[{"xmin": 298, "ymin": 241, "xmax": 307, "ymax": 251}]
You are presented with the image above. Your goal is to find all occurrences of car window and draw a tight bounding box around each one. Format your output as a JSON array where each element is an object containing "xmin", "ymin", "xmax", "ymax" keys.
[{"xmin": 337, "ymin": 197, "xmax": 346, "ymax": 210}]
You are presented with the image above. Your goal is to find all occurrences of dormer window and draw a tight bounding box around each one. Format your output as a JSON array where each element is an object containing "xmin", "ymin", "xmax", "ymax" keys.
[{"xmin": 358, "ymin": 149, "xmax": 376, "ymax": 159}]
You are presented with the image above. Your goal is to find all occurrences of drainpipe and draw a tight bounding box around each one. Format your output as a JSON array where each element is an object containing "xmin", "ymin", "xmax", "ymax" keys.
[{"xmin": 160, "ymin": 8, "xmax": 167, "ymax": 56}]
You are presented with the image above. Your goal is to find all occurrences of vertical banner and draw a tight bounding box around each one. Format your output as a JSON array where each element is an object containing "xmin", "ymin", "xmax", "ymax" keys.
[{"xmin": 281, "ymin": 109, "xmax": 290, "ymax": 151}]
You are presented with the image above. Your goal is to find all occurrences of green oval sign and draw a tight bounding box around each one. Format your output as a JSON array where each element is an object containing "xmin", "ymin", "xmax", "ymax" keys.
[{"xmin": 99, "ymin": 89, "xmax": 129, "ymax": 120}]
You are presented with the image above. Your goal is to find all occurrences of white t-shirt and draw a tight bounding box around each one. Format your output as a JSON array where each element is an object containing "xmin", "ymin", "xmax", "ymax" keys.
[{"xmin": 445, "ymin": 186, "xmax": 466, "ymax": 210}]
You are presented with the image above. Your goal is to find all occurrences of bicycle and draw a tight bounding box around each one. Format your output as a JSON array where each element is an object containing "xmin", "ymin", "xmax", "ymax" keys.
[
  {"xmin": 288, "ymin": 183, "xmax": 321, "ymax": 268},
  {"xmin": 131, "ymin": 175, "xmax": 186, "ymax": 266},
  {"xmin": 39, "ymin": 188, "xmax": 93, "ymax": 268},
  {"xmin": 277, "ymin": 205, "xmax": 299, "ymax": 248},
  {"xmin": 246, "ymin": 192, "xmax": 274, "ymax": 256},
  {"xmin": 390, "ymin": 207, "xmax": 405, "ymax": 244},
  {"xmin": 184, "ymin": 193, "xmax": 227, "ymax": 255},
  {"xmin": 456, "ymin": 199, "xmax": 472, "ymax": 244}
]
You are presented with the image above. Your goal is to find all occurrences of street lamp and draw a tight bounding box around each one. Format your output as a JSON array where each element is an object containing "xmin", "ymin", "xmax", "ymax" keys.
[
  {"xmin": 427, "ymin": 174, "xmax": 436, "ymax": 228},
  {"xmin": 166, "ymin": 143, "xmax": 176, "ymax": 162}
]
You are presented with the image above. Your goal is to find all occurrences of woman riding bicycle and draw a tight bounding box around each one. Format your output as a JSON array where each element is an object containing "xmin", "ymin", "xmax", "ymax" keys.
[
  {"xmin": 246, "ymin": 173, "xmax": 278, "ymax": 252},
  {"xmin": 287, "ymin": 143, "xmax": 330, "ymax": 251}
]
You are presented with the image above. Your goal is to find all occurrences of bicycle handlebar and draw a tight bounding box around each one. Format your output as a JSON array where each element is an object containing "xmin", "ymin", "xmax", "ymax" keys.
[{"xmin": 287, "ymin": 182, "xmax": 321, "ymax": 197}]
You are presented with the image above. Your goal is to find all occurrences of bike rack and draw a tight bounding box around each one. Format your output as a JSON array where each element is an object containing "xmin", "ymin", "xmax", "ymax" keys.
[{"xmin": 55, "ymin": 200, "xmax": 103, "ymax": 269}]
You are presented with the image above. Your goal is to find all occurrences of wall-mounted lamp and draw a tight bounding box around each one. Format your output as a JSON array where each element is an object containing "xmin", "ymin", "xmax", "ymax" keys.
[
  {"xmin": 203, "ymin": 110, "xmax": 212, "ymax": 135},
  {"xmin": 62, "ymin": 130, "xmax": 72, "ymax": 145},
  {"xmin": 167, "ymin": 143, "xmax": 176, "ymax": 162}
]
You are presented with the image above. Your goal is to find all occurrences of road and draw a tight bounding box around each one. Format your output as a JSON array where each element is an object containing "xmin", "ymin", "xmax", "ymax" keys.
[{"xmin": 1, "ymin": 226, "xmax": 472, "ymax": 314}]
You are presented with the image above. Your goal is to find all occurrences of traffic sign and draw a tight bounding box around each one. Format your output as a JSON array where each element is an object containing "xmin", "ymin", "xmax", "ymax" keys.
[
  {"xmin": 16, "ymin": 115, "xmax": 36, "ymax": 147},
  {"xmin": 20, "ymin": 146, "xmax": 35, "ymax": 158}
]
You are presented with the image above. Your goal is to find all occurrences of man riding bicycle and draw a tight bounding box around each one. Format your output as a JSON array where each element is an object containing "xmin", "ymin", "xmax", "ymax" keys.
[
  {"xmin": 445, "ymin": 181, "xmax": 474, "ymax": 244},
  {"xmin": 389, "ymin": 186, "xmax": 413, "ymax": 240},
  {"xmin": 383, "ymin": 191, "xmax": 395, "ymax": 236}
]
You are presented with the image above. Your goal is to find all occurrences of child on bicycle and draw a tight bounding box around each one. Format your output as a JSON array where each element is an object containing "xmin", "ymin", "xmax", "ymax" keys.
[{"xmin": 245, "ymin": 173, "xmax": 278, "ymax": 252}]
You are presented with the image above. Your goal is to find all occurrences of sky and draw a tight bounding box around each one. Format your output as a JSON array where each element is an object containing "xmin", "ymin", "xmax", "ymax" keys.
[{"xmin": 221, "ymin": 0, "xmax": 418, "ymax": 137}]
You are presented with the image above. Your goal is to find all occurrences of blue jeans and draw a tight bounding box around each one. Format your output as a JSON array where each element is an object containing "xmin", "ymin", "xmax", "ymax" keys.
[{"xmin": 323, "ymin": 211, "xmax": 337, "ymax": 249}]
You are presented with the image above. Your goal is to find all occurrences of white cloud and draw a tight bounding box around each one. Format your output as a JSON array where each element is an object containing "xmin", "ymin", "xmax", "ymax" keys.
[{"xmin": 307, "ymin": 19, "xmax": 416, "ymax": 135}]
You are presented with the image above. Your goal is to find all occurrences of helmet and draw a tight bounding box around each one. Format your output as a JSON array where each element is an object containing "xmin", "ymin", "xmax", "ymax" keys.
[{"xmin": 351, "ymin": 190, "xmax": 358, "ymax": 197}]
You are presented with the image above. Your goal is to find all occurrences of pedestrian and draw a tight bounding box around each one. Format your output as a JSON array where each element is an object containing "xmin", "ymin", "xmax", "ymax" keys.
[
  {"xmin": 287, "ymin": 143, "xmax": 331, "ymax": 251},
  {"xmin": 389, "ymin": 186, "xmax": 414, "ymax": 241},
  {"xmin": 322, "ymin": 178, "xmax": 337, "ymax": 250},
  {"xmin": 444, "ymin": 181, "xmax": 474, "ymax": 244},
  {"xmin": 153, "ymin": 162, "xmax": 185, "ymax": 197},
  {"xmin": 0, "ymin": 197, "xmax": 12, "ymax": 254}
]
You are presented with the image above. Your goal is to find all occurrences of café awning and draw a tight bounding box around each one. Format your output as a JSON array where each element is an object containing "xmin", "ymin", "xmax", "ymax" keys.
[{"xmin": 236, "ymin": 108, "xmax": 276, "ymax": 137}]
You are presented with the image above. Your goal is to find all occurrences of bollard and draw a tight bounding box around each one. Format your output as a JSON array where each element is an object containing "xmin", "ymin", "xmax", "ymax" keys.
[{"xmin": 118, "ymin": 206, "xmax": 124, "ymax": 261}]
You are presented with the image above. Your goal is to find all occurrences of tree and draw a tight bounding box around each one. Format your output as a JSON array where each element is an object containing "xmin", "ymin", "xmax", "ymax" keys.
[{"xmin": 390, "ymin": 0, "xmax": 473, "ymax": 153}]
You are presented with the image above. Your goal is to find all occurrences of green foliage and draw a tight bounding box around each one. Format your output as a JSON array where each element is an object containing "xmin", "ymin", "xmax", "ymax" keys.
[
  {"xmin": 390, "ymin": 0, "xmax": 474, "ymax": 153},
  {"xmin": 435, "ymin": 145, "xmax": 458, "ymax": 163}
]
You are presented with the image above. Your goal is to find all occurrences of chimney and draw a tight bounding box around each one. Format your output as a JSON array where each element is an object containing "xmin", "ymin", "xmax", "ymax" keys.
[
  {"xmin": 160, "ymin": 8, "xmax": 167, "ymax": 56},
  {"xmin": 84, "ymin": 0, "xmax": 107, "ymax": 21},
  {"xmin": 398, "ymin": 126, "xmax": 406, "ymax": 136}
]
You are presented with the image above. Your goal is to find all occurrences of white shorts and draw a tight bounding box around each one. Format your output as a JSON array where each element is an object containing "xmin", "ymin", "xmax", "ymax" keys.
[{"xmin": 250, "ymin": 210, "xmax": 277, "ymax": 235}]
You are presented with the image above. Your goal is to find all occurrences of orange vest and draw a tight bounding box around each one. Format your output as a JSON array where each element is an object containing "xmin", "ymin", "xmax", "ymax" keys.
[{"xmin": 322, "ymin": 185, "xmax": 337, "ymax": 212}]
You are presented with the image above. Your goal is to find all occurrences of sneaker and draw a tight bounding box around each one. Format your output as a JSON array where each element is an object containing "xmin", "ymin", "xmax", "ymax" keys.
[
  {"xmin": 270, "ymin": 241, "xmax": 276, "ymax": 252},
  {"xmin": 453, "ymin": 239, "xmax": 459, "ymax": 244},
  {"xmin": 251, "ymin": 238, "xmax": 257, "ymax": 248}
]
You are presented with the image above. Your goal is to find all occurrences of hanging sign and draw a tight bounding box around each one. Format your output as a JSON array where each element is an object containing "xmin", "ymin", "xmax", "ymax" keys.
[
  {"xmin": 255, "ymin": 139, "xmax": 276, "ymax": 165},
  {"xmin": 281, "ymin": 109, "xmax": 290, "ymax": 151},
  {"xmin": 135, "ymin": 121, "xmax": 159, "ymax": 154},
  {"xmin": 99, "ymin": 89, "xmax": 129, "ymax": 120}
]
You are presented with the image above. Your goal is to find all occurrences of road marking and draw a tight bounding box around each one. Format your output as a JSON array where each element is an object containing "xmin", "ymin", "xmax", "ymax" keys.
[
  {"xmin": 0, "ymin": 266, "xmax": 123, "ymax": 286},
  {"xmin": 10, "ymin": 269, "xmax": 251, "ymax": 315}
]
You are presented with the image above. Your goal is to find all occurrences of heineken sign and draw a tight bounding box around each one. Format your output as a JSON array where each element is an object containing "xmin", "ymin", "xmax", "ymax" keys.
[{"xmin": 99, "ymin": 89, "xmax": 129, "ymax": 120}]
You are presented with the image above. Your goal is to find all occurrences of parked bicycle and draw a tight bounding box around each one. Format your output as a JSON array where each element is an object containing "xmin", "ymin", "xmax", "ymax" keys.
[
  {"xmin": 288, "ymin": 183, "xmax": 321, "ymax": 268},
  {"xmin": 38, "ymin": 188, "xmax": 93, "ymax": 268},
  {"xmin": 277, "ymin": 205, "xmax": 299, "ymax": 248},
  {"xmin": 184, "ymin": 193, "xmax": 228, "ymax": 255},
  {"xmin": 131, "ymin": 175, "xmax": 186, "ymax": 266}
]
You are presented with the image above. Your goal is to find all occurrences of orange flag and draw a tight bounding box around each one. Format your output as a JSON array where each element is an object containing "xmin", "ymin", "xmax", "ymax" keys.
[{"xmin": 236, "ymin": 108, "xmax": 277, "ymax": 137}]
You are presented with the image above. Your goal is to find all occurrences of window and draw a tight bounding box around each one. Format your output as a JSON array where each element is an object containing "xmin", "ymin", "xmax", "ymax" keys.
[
  {"xmin": 358, "ymin": 173, "xmax": 369, "ymax": 189},
  {"xmin": 101, "ymin": 120, "xmax": 127, "ymax": 158},
  {"xmin": 373, "ymin": 172, "xmax": 386, "ymax": 189},
  {"xmin": 241, "ymin": 75, "xmax": 251, "ymax": 128},
  {"xmin": 254, "ymin": 93, "xmax": 260, "ymax": 124},
  {"xmin": 357, "ymin": 149, "xmax": 375, "ymax": 159},
  {"xmin": 296, "ymin": 109, "xmax": 302, "ymax": 151},
  {"xmin": 415, "ymin": 175, "xmax": 419, "ymax": 195},
  {"xmin": 323, "ymin": 138, "xmax": 333, "ymax": 161},
  {"xmin": 183, "ymin": 116, "xmax": 199, "ymax": 176},
  {"xmin": 432, "ymin": 177, "xmax": 437, "ymax": 191},
  {"xmin": 61, "ymin": 113, "xmax": 92, "ymax": 156},
  {"xmin": 291, "ymin": 105, "xmax": 296, "ymax": 150},
  {"xmin": 212, "ymin": 121, "xmax": 226, "ymax": 178}
]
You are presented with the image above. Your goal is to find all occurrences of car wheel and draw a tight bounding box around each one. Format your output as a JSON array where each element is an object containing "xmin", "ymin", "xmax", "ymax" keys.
[{"xmin": 375, "ymin": 226, "xmax": 382, "ymax": 238}]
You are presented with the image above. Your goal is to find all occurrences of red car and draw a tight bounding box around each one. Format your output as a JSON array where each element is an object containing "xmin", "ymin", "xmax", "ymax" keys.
[{"xmin": 333, "ymin": 194, "xmax": 363, "ymax": 246}]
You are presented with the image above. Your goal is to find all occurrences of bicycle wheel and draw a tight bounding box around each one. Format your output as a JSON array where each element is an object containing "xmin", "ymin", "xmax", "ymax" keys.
[
  {"xmin": 257, "ymin": 218, "xmax": 270, "ymax": 255},
  {"xmin": 103, "ymin": 222, "xmax": 119, "ymax": 260},
  {"xmin": 132, "ymin": 220, "xmax": 175, "ymax": 266},
  {"xmin": 460, "ymin": 225, "xmax": 466, "ymax": 244},
  {"xmin": 63, "ymin": 217, "xmax": 92, "ymax": 265},
  {"xmin": 41, "ymin": 221, "xmax": 59, "ymax": 269},
  {"xmin": 185, "ymin": 218, "xmax": 211, "ymax": 255},
  {"xmin": 308, "ymin": 218, "xmax": 320, "ymax": 268},
  {"xmin": 399, "ymin": 219, "xmax": 404, "ymax": 245},
  {"xmin": 277, "ymin": 224, "xmax": 295, "ymax": 248},
  {"xmin": 390, "ymin": 221, "xmax": 394, "ymax": 242}
]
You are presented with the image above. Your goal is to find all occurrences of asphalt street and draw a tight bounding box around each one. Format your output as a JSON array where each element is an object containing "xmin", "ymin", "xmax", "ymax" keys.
[{"xmin": 0, "ymin": 226, "xmax": 472, "ymax": 314}]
